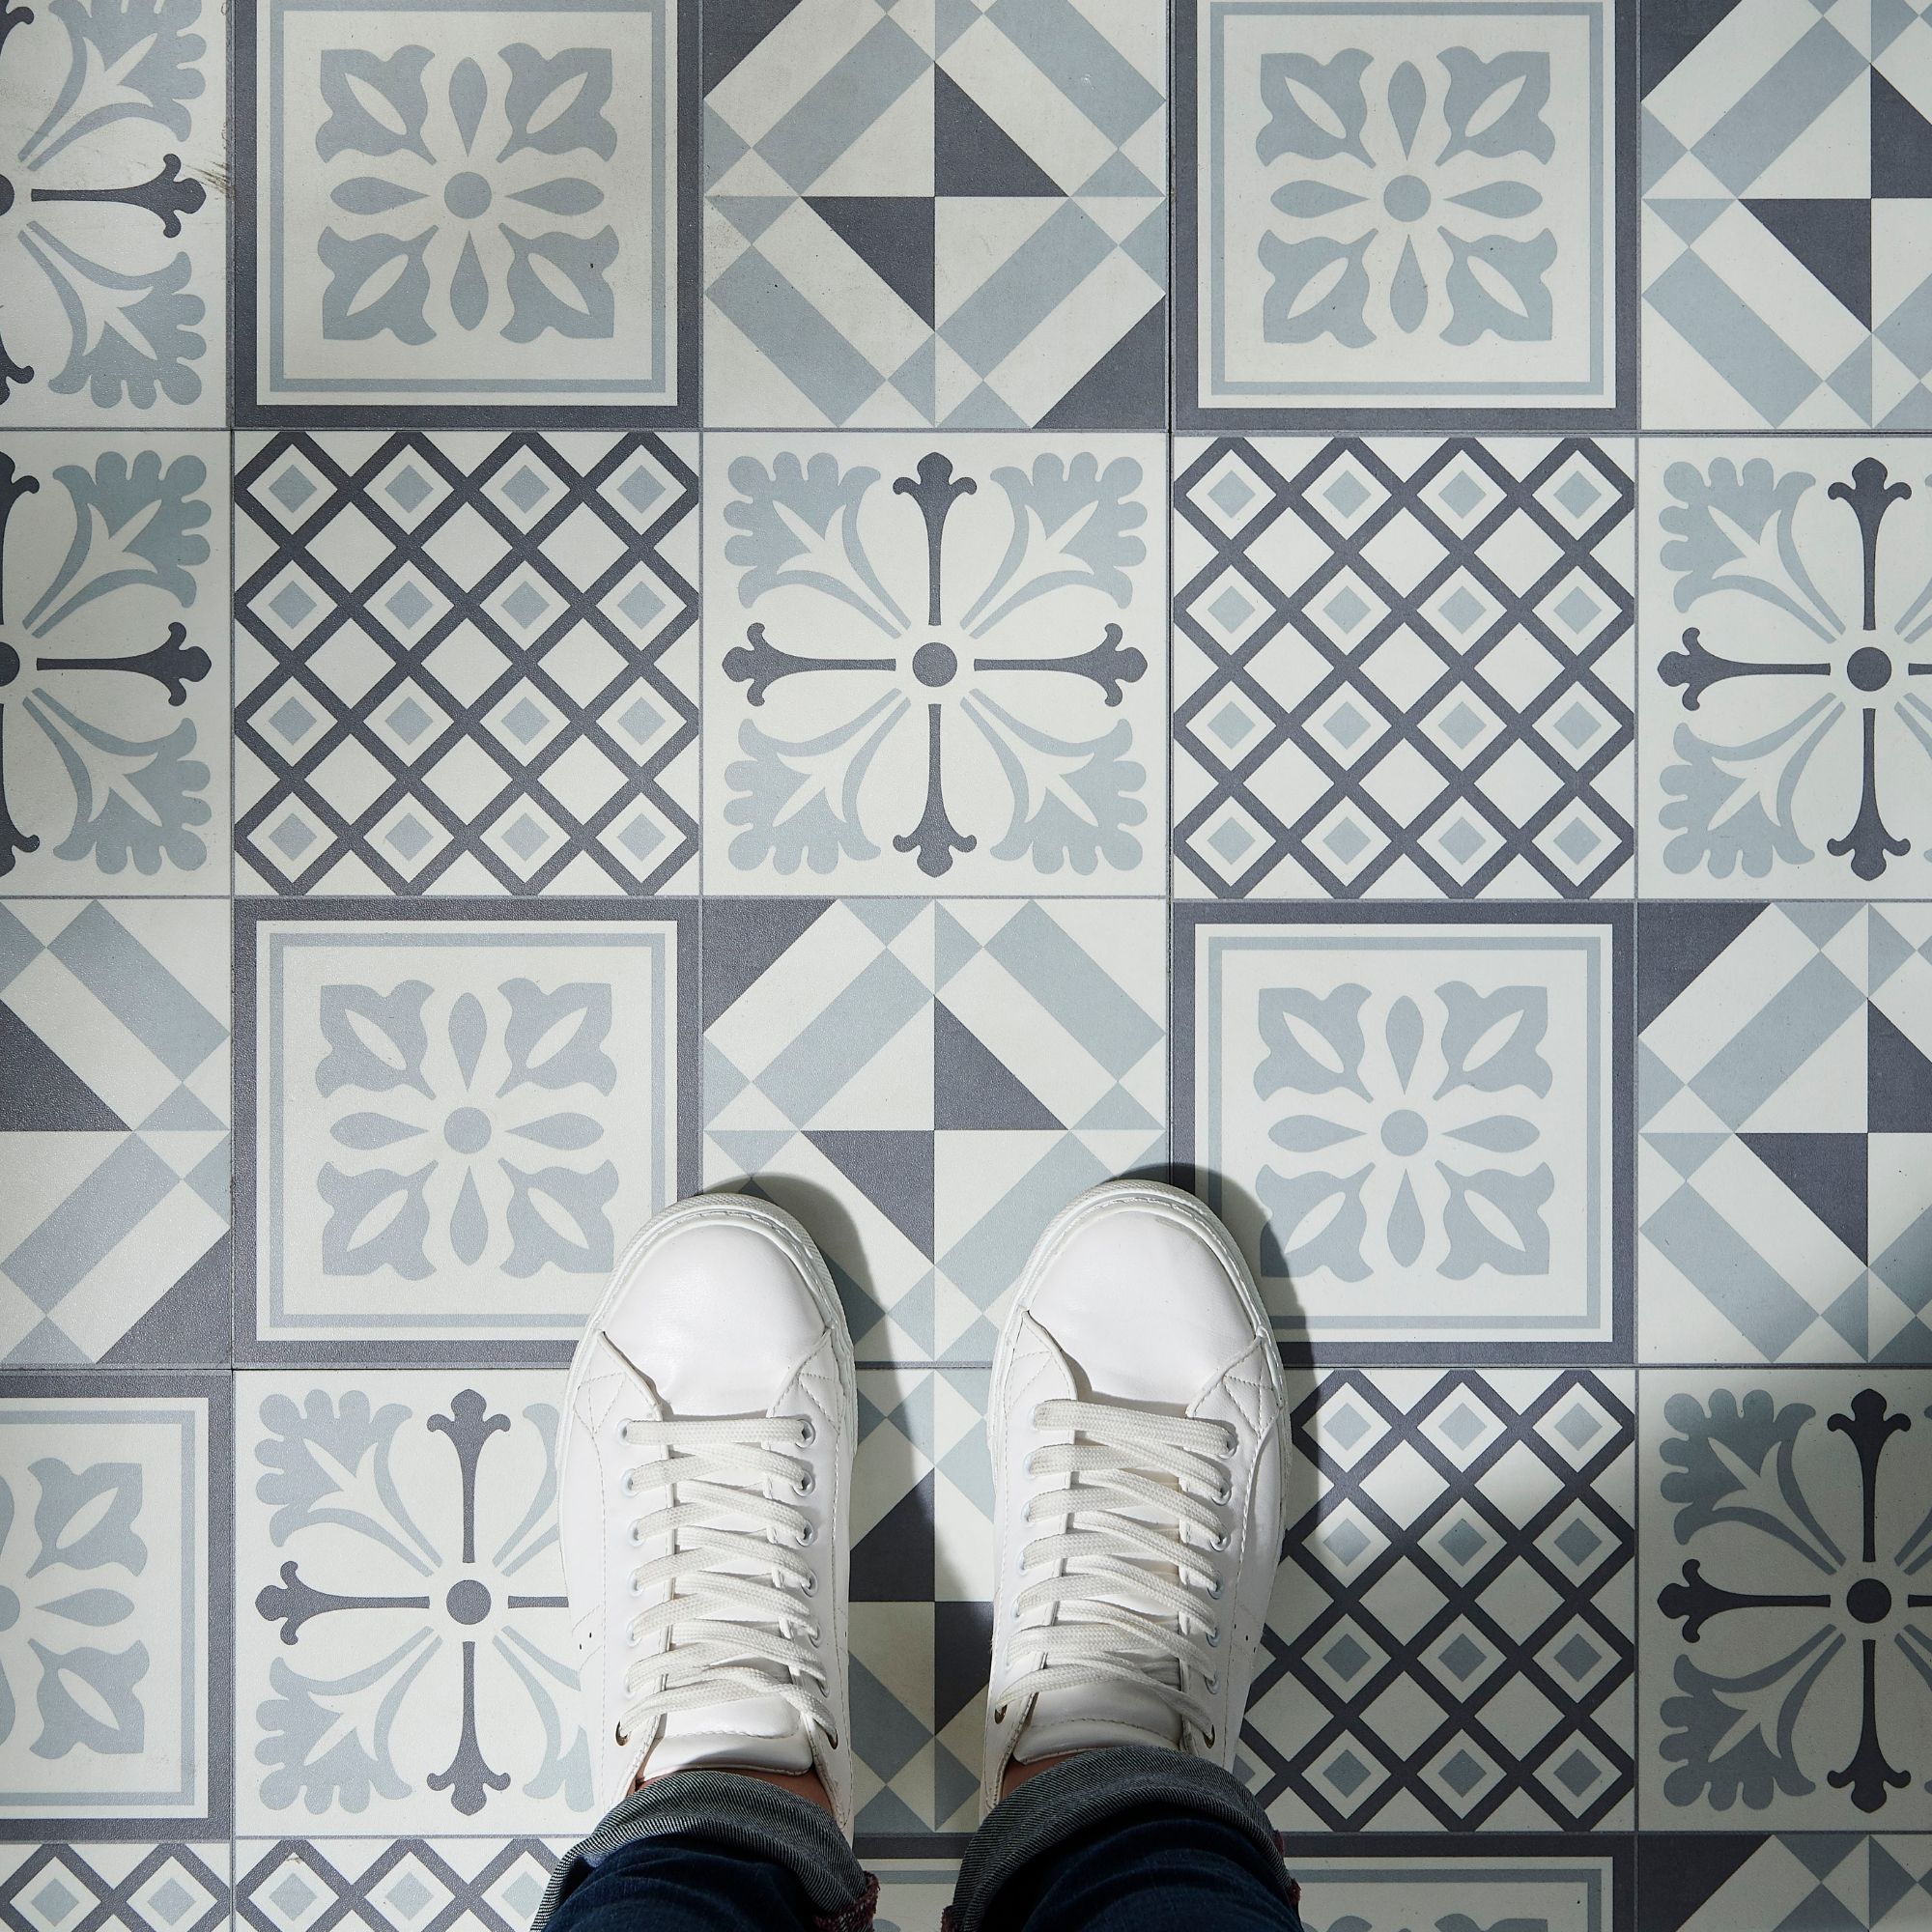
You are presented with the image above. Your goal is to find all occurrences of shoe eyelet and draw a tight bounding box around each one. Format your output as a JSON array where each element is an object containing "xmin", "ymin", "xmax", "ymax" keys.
[
  {"xmin": 620, "ymin": 1470, "xmax": 637, "ymax": 1495},
  {"xmin": 1221, "ymin": 1428, "xmax": 1238, "ymax": 1458},
  {"xmin": 1212, "ymin": 1483, "xmax": 1233, "ymax": 1507},
  {"xmin": 628, "ymin": 1520, "xmax": 644, "ymax": 1546},
  {"xmin": 797, "ymin": 1523, "xmax": 816, "ymax": 1546},
  {"xmin": 825, "ymin": 1729, "xmax": 839, "ymax": 1748},
  {"xmin": 992, "ymin": 1703, "xmax": 1009, "ymax": 1725},
  {"xmin": 1204, "ymin": 1726, "xmax": 1217, "ymax": 1749},
  {"xmin": 1210, "ymin": 1530, "xmax": 1230, "ymax": 1552},
  {"xmin": 1207, "ymin": 1628, "xmax": 1221, "ymax": 1648},
  {"xmin": 796, "ymin": 1420, "xmax": 815, "ymax": 1448},
  {"xmin": 614, "ymin": 1722, "xmax": 629, "ymax": 1747},
  {"xmin": 1208, "ymin": 1578, "xmax": 1224, "ymax": 1601},
  {"xmin": 801, "ymin": 1571, "xmax": 817, "ymax": 1596},
  {"xmin": 1205, "ymin": 1674, "xmax": 1220, "ymax": 1693},
  {"xmin": 809, "ymin": 1627, "xmax": 823, "ymax": 1649},
  {"xmin": 794, "ymin": 1473, "xmax": 815, "ymax": 1496}
]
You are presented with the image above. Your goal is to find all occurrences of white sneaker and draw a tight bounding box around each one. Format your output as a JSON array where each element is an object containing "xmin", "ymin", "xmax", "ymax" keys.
[
  {"xmin": 981, "ymin": 1180, "xmax": 1290, "ymax": 1812},
  {"xmin": 558, "ymin": 1195, "xmax": 857, "ymax": 1833}
]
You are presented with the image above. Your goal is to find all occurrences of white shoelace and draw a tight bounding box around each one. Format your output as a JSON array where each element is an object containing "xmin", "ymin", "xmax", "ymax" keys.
[
  {"xmin": 613, "ymin": 1414, "xmax": 837, "ymax": 1751},
  {"xmin": 997, "ymin": 1399, "xmax": 1236, "ymax": 1748}
]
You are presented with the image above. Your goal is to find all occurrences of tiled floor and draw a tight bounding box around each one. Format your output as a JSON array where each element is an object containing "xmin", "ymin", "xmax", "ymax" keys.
[{"xmin": 3, "ymin": 0, "xmax": 1931, "ymax": 1927}]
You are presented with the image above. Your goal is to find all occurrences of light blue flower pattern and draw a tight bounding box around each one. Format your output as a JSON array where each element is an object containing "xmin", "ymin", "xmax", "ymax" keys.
[
  {"xmin": 1253, "ymin": 980, "xmax": 1555, "ymax": 1284},
  {"xmin": 315, "ymin": 975, "xmax": 619, "ymax": 1281},
  {"xmin": 316, "ymin": 43, "xmax": 620, "ymax": 346},
  {"xmin": 1254, "ymin": 47, "xmax": 1558, "ymax": 351}
]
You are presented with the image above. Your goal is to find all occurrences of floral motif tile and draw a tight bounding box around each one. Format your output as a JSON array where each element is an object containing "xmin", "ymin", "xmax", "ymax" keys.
[
  {"xmin": 1178, "ymin": 903, "xmax": 1631, "ymax": 1358},
  {"xmin": 702, "ymin": 0, "xmax": 1166, "ymax": 429},
  {"xmin": 0, "ymin": 438, "xmax": 227, "ymax": 894},
  {"xmin": 1641, "ymin": 0, "xmax": 1932, "ymax": 428},
  {"xmin": 0, "ymin": 1846, "xmax": 230, "ymax": 1932},
  {"xmin": 703, "ymin": 898, "xmax": 1165, "ymax": 1367},
  {"xmin": 1639, "ymin": 1833, "xmax": 1932, "ymax": 1931},
  {"xmin": 1639, "ymin": 903, "xmax": 1932, "ymax": 1365},
  {"xmin": 1179, "ymin": 0, "xmax": 1633, "ymax": 425},
  {"xmin": 0, "ymin": 900, "xmax": 228, "ymax": 1365},
  {"xmin": 1244, "ymin": 1369, "xmax": 1636, "ymax": 1830},
  {"xmin": 702, "ymin": 436, "xmax": 1167, "ymax": 894},
  {"xmin": 234, "ymin": 1839, "xmax": 563, "ymax": 1932},
  {"xmin": 1639, "ymin": 1369, "xmax": 1932, "ymax": 1830},
  {"xmin": 233, "ymin": 433, "xmax": 698, "ymax": 895},
  {"xmin": 0, "ymin": 0, "xmax": 225, "ymax": 425},
  {"xmin": 0, "ymin": 1375, "xmax": 230, "ymax": 1834},
  {"xmin": 1639, "ymin": 441, "xmax": 1932, "ymax": 895},
  {"xmin": 849, "ymin": 1364, "xmax": 992, "ymax": 1836},
  {"xmin": 237, "ymin": 0, "xmax": 695, "ymax": 420},
  {"xmin": 235, "ymin": 901, "xmax": 696, "ymax": 1360},
  {"xmin": 234, "ymin": 1372, "xmax": 589, "ymax": 1835},
  {"xmin": 1174, "ymin": 436, "xmax": 1636, "ymax": 897}
]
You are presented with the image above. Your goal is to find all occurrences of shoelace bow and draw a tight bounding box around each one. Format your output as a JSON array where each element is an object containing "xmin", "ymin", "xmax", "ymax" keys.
[
  {"xmin": 998, "ymin": 1398, "xmax": 1236, "ymax": 1747},
  {"xmin": 613, "ymin": 1414, "xmax": 837, "ymax": 1750}
]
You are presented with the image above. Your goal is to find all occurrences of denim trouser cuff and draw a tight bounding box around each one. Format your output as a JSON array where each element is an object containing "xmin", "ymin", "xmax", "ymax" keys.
[
  {"xmin": 944, "ymin": 1745, "xmax": 1298, "ymax": 1932},
  {"xmin": 531, "ymin": 1773, "xmax": 876, "ymax": 1932}
]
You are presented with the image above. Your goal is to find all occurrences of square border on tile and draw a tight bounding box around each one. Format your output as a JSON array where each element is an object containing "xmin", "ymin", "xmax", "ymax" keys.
[
  {"xmin": 229, "ymin": 897, "xmax": 699, "ymax": 1363},
  {"xmin": 230, "ymin": 0, "xmax": 699, "ymax": 427},
  {"xmin": 0, "ymin": 1373, "xmax": 232, "ymax": 1841},
  {"xmin": 1173, "ymin": 0, "xmax": 1640, "ymax": 432},
  {"xmin": 1172, "ymin": 899, "xmax": 1634, "ymax": 1364}
]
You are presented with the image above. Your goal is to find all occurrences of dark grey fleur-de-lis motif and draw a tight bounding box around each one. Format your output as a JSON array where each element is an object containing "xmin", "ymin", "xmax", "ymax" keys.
[
  {"xmin": 254, "ymin": 1386, "xmax": 575, "ymax": 1819},
  {"xmin": 720, "ymin": 446, "xmax": 1151, "ymax": 881},
  {"xmin": 1657, "ymin": 455, "xmax": 1932, "ymax": 884},
  {"xmin": 1657, "ymin": 1385, "xmax": 1932, "ymax": 1816}
]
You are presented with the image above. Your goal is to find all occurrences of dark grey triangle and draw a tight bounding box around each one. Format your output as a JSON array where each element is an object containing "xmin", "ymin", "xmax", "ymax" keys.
[
  {"xmin": 933, "ymin": 1003, "xmax": 1057, "ymax": 1130},
  {"xmin": 1636, "ymin": 903, "xmax": 1764, "ymax": 1031},
  {"xmin": 1869, "ymin": 1004, "xmax": 1932, "ymax": 1132},
  {"xmin": 701, "ymin": 900, "xmax": 829, "ymax": 1024},
  {"xmin": 101, "ymin": 1234, "xmax": 232, "ymax": 1365},
  {"xmin": 1873, "ymin": 70, "xmax": 1932, "ymax": 198},
  {"xmin": 806, "ymin": 1129, "xmax": 933, "ymax": 1254},
  {"xmin": 934, "ymin": 67, "xmax": 1063, "ymax": 197},
  {"xmin": 704, "ymin": 0, "xmax": 807, "ymax": 90},
  {"xmin": 851, "ymin": 1469, "xmax": 933, "ymax": 1600},
  {"xmin": 934, "ymin": 1599, "xmax": 993, "ymax": 1731},
  {"xmin": 1036, "ymin": 300, "xmax": 1166, "ymax": 430},
  {"xmin": 1740, "ymin": 1132, "xmax": 1869, "ymax": 1260},
  {"xmin": 1746, "ymin": 200, "xmax": 1870, "ymax": 326},
  {"xmin": 0, "ymin": 1003, "xmax": 127, "ymax": 1130},
  {"xmin": 1642, "ymin": 0, "xmax": 1750, "ymax": 93},
  {"xmin": 807, "ymin": 195, "xmax": 936, "ymax": 326}
]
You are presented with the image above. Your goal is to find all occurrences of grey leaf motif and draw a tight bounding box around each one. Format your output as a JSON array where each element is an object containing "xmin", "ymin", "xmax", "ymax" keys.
[
  {"xmin": 317, "ymin": 981, "xmax": 433, "ymax": 1097},
  {"xmin": 24, "ymin": 448, "xmax": 211, "ymax": 635},
  {"xmin": 498, "ymin": 43, "xmax": 616, "ymax": 160},
  {"xmin": 257, "ymin": 1635, "xmax": 427, "ymax": 1813},
  {"xmin": 964, "ymin": 453, "xmax": 1147, "ymax": 635},
  {"xmin": 319, "ymin": 1161, "xmax": 435, "ymax": 1278},
  {"xmin": 1435, "ymin": 982, "xmax": 1550, "ymax": 1099},
  {"xmin": 501, "ymin": 225, "xmax": 618, "ymax": 341},
  {"xmin": 1259, "ymin": 232, "xmax": 1376, "ymax": 348},
  {"xmin": 319, "ymin": 227, "xmax": 436, "ymax": 344},
  {"xmin": 724, "ymin": 698, "xmax": 900, "ymax": 874},
  {"xmin": 1256, "ymin": 1161, "xmax": 1372, "ymax": 1282},
  {"xmin": 1255, "ymin": 984, "xmax": 1371, "ymax": 1100},
  {"xmin": 968, "ymin": 694, "xmax": 1145, "ymax": 875},
  {"xmin": 20, "ymin": 0, "xmax": 205, "ymax": 170},
  {"xmin": 498, "ymin": 979, "xmax": 615, "ymax": 1096},
  {"xmin": 502, "ymin": 1159, "xmax": 617, "ymax": 1275},
  {"xmin": 721, "ymin": 452, "xmax": 904, "ymax": 632},
  {"xmin": 1437, "ymin": 47, "xmax": 1554, "ymax": 163},
  {"xmin": 1437, "ymin": 1160, "xmax": 1552, "ymax": 1277},
  {"xmin": 30, "ymin": 1638, "xmax": 148, "ymax": 1757},
  {"xmin": 17, "ymin": 226, "xmax": 207, "ymax": 410},
  {"xmin": 25, "ymin": 696, "xmax": 211, "ymax": 875},
  {"xmin": 1440, "ymin": 228, "xmax": 1556, "ymax": 346},
  {"xmin": 1255, "ymin": 48, "xmax": 1372, "ymax": 164},
  {"xmin": 1660, "ymin": 700, "xmax": 1833, "ymax": 880},
  {"xmin": 40, "ymin": 1589, "xmax": 136, "ymax": 1626},
  {"xmin": 317, "ymin": 45, "xmax": 432, "ymax": 161},
  {"xmin": 28, "ymin": 1460, "xmax": 145, "ymax": 1577}
]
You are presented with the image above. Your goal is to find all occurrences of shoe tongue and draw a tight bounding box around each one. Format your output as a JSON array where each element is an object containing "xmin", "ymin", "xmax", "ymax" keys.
[{"xmin": 650, "ymin": 1696, "xmax": 813, "ymax": 1777}]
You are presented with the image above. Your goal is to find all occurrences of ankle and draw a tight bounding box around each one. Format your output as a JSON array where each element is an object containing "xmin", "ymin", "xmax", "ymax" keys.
[{"xmin": 638, "ymin": 1763, "xmax": 837, "ymax": 1816}]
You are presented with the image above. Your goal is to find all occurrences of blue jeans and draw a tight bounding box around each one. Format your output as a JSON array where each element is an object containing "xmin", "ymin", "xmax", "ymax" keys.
[{"xmin": 534, "ymin": 1746, "xmax": 1303, "ymax": 1932}]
